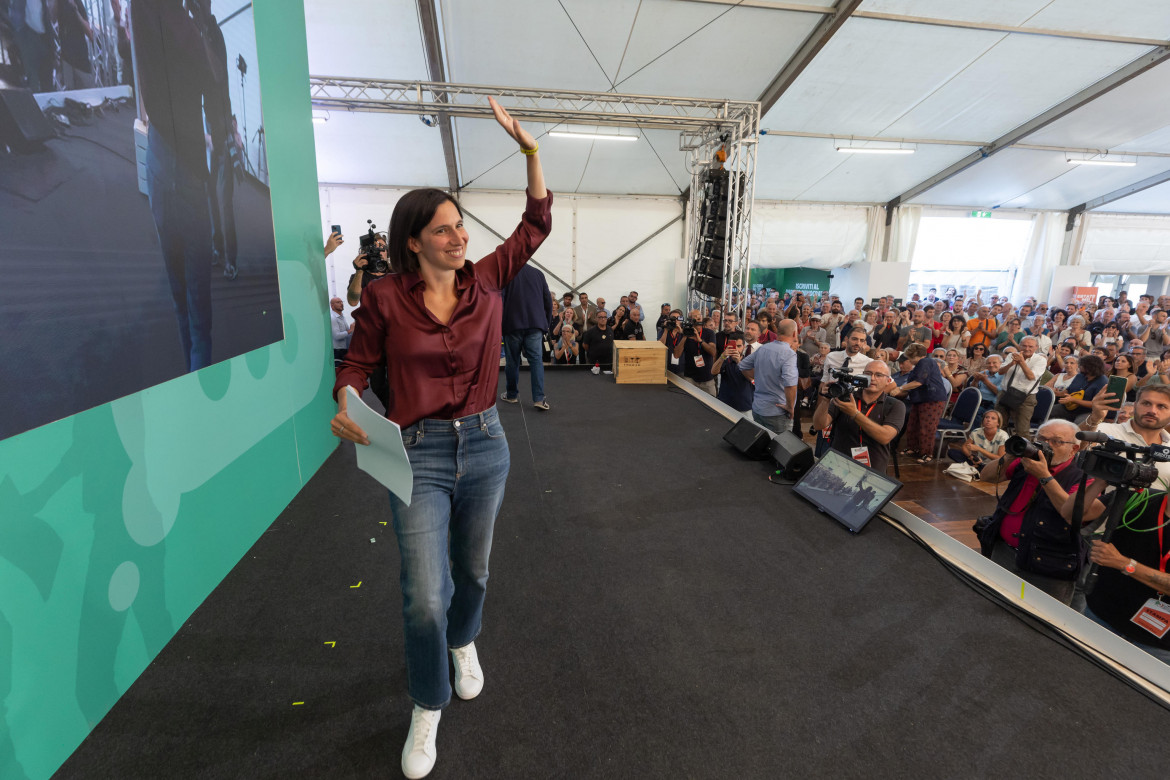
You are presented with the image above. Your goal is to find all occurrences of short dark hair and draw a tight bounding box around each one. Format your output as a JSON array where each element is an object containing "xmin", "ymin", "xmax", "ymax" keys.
[
  {"xmin": 387, "ymin": 188, "xmax": 463, "ymax": 274},
  {"xmin": 1136, "ymin": 384, "xmax": 1170, "ymax": 405}
]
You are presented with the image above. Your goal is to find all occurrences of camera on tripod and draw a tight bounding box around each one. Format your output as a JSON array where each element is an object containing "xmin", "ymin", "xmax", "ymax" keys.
[
  {"xmin": 358, "ymin": 220, "xmax": 389, "ymax": 274},
  {"xmin": 1074, "ymin": 431, "xmax": 1170, "ymax": 489},
  {"xmin": 825, "ymin": 366, "xmax": 870, "ymax": 400}
]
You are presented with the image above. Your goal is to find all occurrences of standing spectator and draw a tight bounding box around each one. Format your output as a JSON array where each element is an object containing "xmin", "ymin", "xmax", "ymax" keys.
[
  {"xmin": 1140, "ymin": 308, "xmax": 1170, "ymax": 359},
  {"xmin": 501, "ymin": 263, "xmax": 552, "ymax": 410},
  {"xmin": 966, "ymin": 306, "xmax": 998, "ymax": 350},
  {"xmin": 674, "ymin": 310, "xmax": 717, "ymax": 395},
  {"xmin": 898, "ymin": 309, "xmax": 934, "ymax": 352},
  {"xmin": 655, "ymin": 304, "xmax": 672, "ymax": 340},
  {"xmin": 581, "ymin": 310, "xmax": 615, "ymax": 371},
  {"xmin": 992, "ymin": 336, "xmax": 1048, "ymax": 435},
  {"xmin": 10, "ymin": 0, "xmax": 52, "ymax": 91},
  {"xmin": 940, "ymin": 315, "xmax": 968, "ymax": 351},
  {"xmin": 821, "ymin": 299, "xmax": 846, "ymax": 348},
  {"xmin": 799, "ymin": 314, "xmax": 827, "ymax": 355},
  {"xmin": 330, "ymin": 297, "xmax": 352, "ymax": 362},
  {"xmin": 659, "ymin": 310, "xmax": 686, "ymax": 377},
  {"xmin": 889, "ymin": 343, "xmax": 950, "ymax": 463},
  {"xmin": 59, "ymin": 0, "xmax": 96, "ymax": 89},
  {"xmin": 994, "ymin": 318, "xmax": 1025, "ymax": 353},
  {"xmin": 821, "ymin": 327, "xmax": 872, "ymax": 383},
  {"xmin": 595, "ymin": 297, "xmax": 607, "ymax": 316},
  {"xmin": 873, "ymin": 310, "xmax": 902, "ymax": 351},
  {"xmin": 608, "ymin": 304, "xmax": 629, "ymax": 334},
  {"xmin": 618, "ymin": 307, "xmax": 645, "ymax": 340},
  {"xmin": 627, "ymin": 291, "xmax": 645, "ymax": 321},
  {"xmin": 715, "ymin": 312, "xmax": 739, "ymax": 353},
  {"xmin": 572, "ymin": 291, "xmax": 598, "ymax": 333},
  {"xmin": 738, "ymin": 319, "xmax": 800, "ymax": 433},
  {"xmin": 551, "ymin": 307, "xmax": 576, "ymax": 341},
  {"xmin": 756, "ymin": 312, "xmax": 778, "ymax": 343},
  {"xmin": 713, "ymin": 332, "xmax": 753, "ymax": 412}
]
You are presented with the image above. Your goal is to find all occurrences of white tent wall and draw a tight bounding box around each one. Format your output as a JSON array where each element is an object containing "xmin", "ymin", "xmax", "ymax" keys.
[
  {"xmin": 318, "ymin": 186, "xmax": 688, "ymax": 318},
  {"xmin": 1078, "ymin": 213, "xmax": 1170, "ymax": 275},
  {"xmin": 748, "ymin": 202, "xmax": 872, "ymax": 270},
  {"xmin": 1012, "ymin": 212, "xmax": 1067, "ymax": 304}
]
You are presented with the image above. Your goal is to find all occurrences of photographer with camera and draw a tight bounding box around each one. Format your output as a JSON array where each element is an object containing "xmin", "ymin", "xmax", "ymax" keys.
[
  {"xmin": 977, "ymin": 420, "xmax": 1092, "ymax": 604},
  {"xmin": 713, "ymin": 331, "xmax": 753, "ymax": 412},
  {"xmin": 672, "ymin": 309, "xmax": 718, "ymax": 395},
  {"xmin": 993, "ymin": 336, "xmax": 1048, "ymax": 436},
  {"xmin": 1058, "ymin": 384, "xmax": 1170, "ymax": 660},
  {"xmin": 346, "ymin": 227, "xmax": 390, "ymax": 306},
  {"xmin": 812, "ymin": 359, "xmax": 905, "ymax": 474}
]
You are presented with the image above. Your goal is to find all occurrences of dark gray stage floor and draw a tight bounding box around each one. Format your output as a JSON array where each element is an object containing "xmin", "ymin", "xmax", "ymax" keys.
[{"xmin": 58, "ymin": 371, "xmax": 1169, "ymax": 778}]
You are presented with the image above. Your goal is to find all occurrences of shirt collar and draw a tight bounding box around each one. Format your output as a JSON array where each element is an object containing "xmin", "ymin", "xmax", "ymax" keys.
[{"xmin": 402, "ymin": 263, "xmax": 476, "ymax": 292}]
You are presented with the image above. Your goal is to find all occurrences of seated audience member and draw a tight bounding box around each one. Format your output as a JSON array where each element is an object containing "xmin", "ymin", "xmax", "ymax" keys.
[
  {"xmin": 1095, "ymin": 321, "xmax": 1123, "ymax": 348},
  {"xmin": 618, "ymin": 306, "xmax": 646, "ymax": 341},
  {"xmin": 1050, "ymin": 354, "xmax": 1106, "ymax": 422},
  {"xmin": 947, "ymin": 409, "xmax": 1007, "ymax": 468},
  {"xmin": 940, "ymin": 348, "xmax": 969, "ymax": 403},
  {"xmin": 553, "ymin": 325, "xmax": 580, "ymax": 364},
  {"xmin": 811, "ymin": 359, "xmax": 905, "ymax": 474},
  {"xmin": 1067, "ymin": 384, "xmax": 1170, "ymax": 663},
  {"xmin": 892, "ymin": 354, "xmax": 915, "ymax": 386},
  {"xmin": 713, "ymin": 331, "xmax": 753, "ymax": 412},
  {"xmin": 1110, "ymin": 353, "xmax": 1138, "ymax": 404},
  {"xmin": 673, "ymin": 310, "xmax": 718, "ymax": 395},
  {"xmin": 965, "ymin": 342, "xmax": 990, "ymax": 374},
  {"xmin": 977, "ymin": 419, "xmax": 1091, "ymax": 605},
  {"xmin": 738, "ymin": 319, "xmax": 800, "ymax": 432},
  {"xmin": 581, "ymin": 310, "xmax": 615, "ymax": 371},
  {"xmin": 1045, "ymin": 355, "xmax": 1079, "ymax": 393}
]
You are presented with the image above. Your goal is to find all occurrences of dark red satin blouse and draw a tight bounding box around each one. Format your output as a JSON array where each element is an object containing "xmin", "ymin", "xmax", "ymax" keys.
[{"xmin": 334, "ymin": 190, "xmax": 554, "ymax": 428}]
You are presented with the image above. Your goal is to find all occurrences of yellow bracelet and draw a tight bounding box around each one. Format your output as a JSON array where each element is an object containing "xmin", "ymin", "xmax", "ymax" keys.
[{"xmin": 521, "ymin": 144, "xmax": 539, "ymax": 156}]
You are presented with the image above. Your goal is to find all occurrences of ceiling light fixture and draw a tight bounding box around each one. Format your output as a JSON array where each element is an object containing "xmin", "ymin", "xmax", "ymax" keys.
[
  {"xmin": 1065, "ymin": 155, "xmax": 1136, "ymax": 167},
  {"xmin": 835, "ymin": 145, "xmax": 914, "ymax": 155},
  {"xmin": 549, "ymin": 130, "xmax": 638, "ymax": 142}
]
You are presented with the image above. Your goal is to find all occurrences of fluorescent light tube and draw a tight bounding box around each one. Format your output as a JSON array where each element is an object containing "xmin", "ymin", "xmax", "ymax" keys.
[
  {"xmin": 549, "ymin": 130, "xmax": 638, "ymax": 142},
  {"xmin": 1066, "ymin": 157, "xmax": 1136, "ymax": 167},
  {"xmin": 835, "ymin": 146, "xmax": 914, "ymax": 155}
]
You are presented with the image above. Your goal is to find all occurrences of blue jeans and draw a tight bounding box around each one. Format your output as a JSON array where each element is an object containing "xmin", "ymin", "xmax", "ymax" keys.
[
  {"xmin": 145, "ymin": 125, "xmax": 214, "ymax": 372},
  {"xmin": 503, "ymin": 328, "xmax": 545, "ymax": 402},
  {"xmin": 389, "ymin": 407, "xmax": 510, "ymax": 709},
  {"xmin": 753, "ymin": 409, "xmax": 791, "ymax": 434}
]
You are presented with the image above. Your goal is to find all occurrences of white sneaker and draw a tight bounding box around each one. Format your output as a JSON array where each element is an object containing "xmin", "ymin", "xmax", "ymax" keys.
[
  {"xmin": 401, "ymin": 705, "xmax": 441, "ymax": 779},
  {"xmin": 450, "ymin": 642, "xmax": 484, "ymax": 700}
]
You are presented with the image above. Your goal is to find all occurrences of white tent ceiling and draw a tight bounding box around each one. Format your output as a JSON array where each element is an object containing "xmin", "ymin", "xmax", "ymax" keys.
[{"xmin": 305, "ymin": 0, "xmax": 1170, "ymax": 214}]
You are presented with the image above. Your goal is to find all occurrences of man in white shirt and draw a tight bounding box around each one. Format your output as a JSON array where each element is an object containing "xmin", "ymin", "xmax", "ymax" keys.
[
  {"xmin": 1080, "ymin": 384, "xmax": 1170, "ymax": 488},
  {"xmin": 993, "ymin": 336, "xmax": 1048, "ymax": 437},
  {"xmin": 822, "ymin": 327, "xmax": 871, "ymax": 384},
  {"xmin": 330, "ymin": 297, "xmax": 352, "ymax": 361}
]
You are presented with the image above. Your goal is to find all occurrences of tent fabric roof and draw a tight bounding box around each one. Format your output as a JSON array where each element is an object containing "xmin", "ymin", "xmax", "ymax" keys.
[{"xmin": 306, "ymin": 0, "xmax": 1170, "ymax": 214}]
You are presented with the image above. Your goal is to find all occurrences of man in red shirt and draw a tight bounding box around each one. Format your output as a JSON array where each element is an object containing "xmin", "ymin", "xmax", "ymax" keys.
[{"xmin": 978, "ymin": 419, "xmax": 1091, "ymax": 604}]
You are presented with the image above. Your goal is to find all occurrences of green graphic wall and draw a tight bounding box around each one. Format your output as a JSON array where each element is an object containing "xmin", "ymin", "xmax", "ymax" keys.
[
  {"xmin": 749, "ymin": 267, "xmax": 832, "ymax": 296},
  {"xmin": 0, "ymin": 4, "xmax": 336, "ymax": 778}
]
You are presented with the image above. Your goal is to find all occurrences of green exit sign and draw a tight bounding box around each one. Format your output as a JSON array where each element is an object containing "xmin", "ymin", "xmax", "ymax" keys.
[{"xmin": 970, "ymin": 210, "xmax": 992, "ymax": 218}]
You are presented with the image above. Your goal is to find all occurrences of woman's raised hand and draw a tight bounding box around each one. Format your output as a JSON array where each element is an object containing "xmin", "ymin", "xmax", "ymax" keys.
[{"xmin": 489, "ymin": 96, "xmax": 537, "ymax": 151}]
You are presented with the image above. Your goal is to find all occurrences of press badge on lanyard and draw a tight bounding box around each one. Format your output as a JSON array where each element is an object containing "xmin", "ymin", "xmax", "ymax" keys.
[
  {"xmin": 850, "ymin": 399, "xmax": 877, "ymax": 467},
  {"xmin": 1130, "ymin": 493, "xmax": 1170, "ymax": 639}
]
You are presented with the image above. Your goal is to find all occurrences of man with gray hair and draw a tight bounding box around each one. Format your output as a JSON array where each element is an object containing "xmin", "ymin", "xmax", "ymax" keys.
[
  {"xmin": 994, "ymin": 336, "xmax": 1047, "ymax": 437},
  {"xmin": 977, "ymin": 418, "xmax": 1092, "ymax": 604}
]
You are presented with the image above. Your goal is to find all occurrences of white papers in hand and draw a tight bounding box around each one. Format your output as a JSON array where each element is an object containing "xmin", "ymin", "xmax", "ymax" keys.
[{"xmin": 345, "ymin": 386, "xmax": 413, "ymax": 505}]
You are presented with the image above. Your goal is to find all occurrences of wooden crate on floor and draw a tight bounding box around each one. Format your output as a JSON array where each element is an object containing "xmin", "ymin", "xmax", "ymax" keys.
[{"xmin": 613, "ymin": 341, "xmax": 666, "ymax": 384}]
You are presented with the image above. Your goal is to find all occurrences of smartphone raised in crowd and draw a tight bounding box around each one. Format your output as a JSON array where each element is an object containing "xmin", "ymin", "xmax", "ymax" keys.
[
  {"xmin": 331, "ymin": 224, "xmax": 342, "ymax": 235},
  {"xmin": 1105, "ymin": 375, "xmax": 1128, "ymax": 410}
]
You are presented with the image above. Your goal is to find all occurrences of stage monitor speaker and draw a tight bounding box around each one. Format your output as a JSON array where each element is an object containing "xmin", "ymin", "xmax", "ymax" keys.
[
  {"xmin": 0, "ymin": 88, "xmax": 54, "ymax": 151},
  {"xmin": 723, "ymin": 418, "xmax": 771, "ymax": 459},
  {"xmin": 769, "ymin": 431, "xmax": 814, "ymax": 477}
]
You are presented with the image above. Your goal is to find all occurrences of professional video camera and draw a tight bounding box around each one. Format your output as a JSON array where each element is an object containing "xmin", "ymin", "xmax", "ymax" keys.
[
  {"xmin": 358, "ymin": 220, "xmax": 389, "ymax": 274},
  {"xmin": 681, "ymin": 318, "xmax": 702, "ymax": 338},
  {"xmin": 1074, "ymin": 430, "xmax": 1170, "ymax": 489},
  {"xmin": 1004, "ymin": 435, "xmax": 1053, "ymax": 462},
  {"xmin": 824, "ymin": 366, "xmax": 870, "ymax": 400}
]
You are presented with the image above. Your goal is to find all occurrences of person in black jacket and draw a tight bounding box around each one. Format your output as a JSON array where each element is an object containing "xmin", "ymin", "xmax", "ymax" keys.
[
  {"xmin": 977, "ymin": 419, "xmax": 1092, "ymax": 604},
  {"xmin": 581, "ymin": 310, "xmax": 615, "ymax": 370},
  {"xmin": 501, "ymin": 264, "xmax": 552, "ymax": 409}
]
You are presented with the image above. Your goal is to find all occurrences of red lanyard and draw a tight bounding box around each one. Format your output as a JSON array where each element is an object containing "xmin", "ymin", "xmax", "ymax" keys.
[
  {"xmin": 1160, "ymin": 495, "xmax": 1170, "ymax": 574},
  {"xmin": 857, "ymin": 398, "xmax": 876, "ymax": 447}
]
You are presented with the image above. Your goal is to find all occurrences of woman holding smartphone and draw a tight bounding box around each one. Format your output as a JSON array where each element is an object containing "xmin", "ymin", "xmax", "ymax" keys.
[{"xmin": 331, "ymin": 98, "xmax": 549, "ymax": 779}]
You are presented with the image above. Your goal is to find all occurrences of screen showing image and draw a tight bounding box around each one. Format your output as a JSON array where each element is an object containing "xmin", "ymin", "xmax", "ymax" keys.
[
  {"xmin": 0, "ymin": 0, "xmax": 282, "ymax": 440},
  {"xmin": 793, "ymin": 449, "xmax": 903, "ymax": 533}
]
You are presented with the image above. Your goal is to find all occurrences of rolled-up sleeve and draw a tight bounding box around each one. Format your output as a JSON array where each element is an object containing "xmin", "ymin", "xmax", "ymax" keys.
[{"xmin": 780, "ymin": 349, "xmax": 798, "ymax": 388}]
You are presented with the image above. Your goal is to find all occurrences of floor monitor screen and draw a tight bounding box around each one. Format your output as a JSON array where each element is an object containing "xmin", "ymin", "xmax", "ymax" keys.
[{"xmin": 792, "ymin": 449, "xmax": 903, "ymax": 533}]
